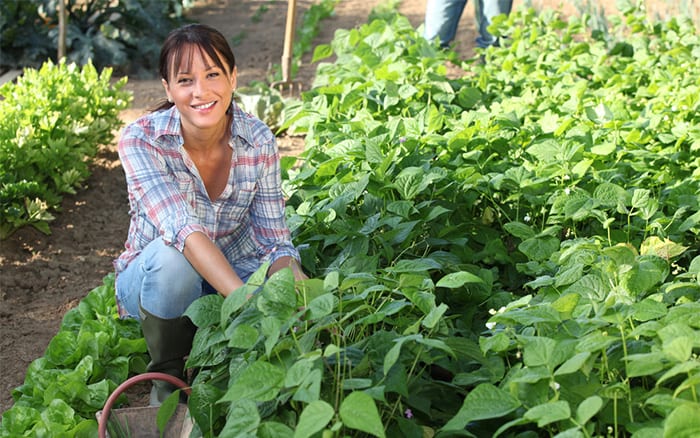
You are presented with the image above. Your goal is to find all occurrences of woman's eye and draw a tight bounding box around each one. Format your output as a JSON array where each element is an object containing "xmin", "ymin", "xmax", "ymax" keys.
[
  {"xmin": 208, "ymin": 72, "xmax": 220, "ymax": 78},
  {"xmin": 178, "ymin": 77, "xmax": 191, "ymax": 84}
]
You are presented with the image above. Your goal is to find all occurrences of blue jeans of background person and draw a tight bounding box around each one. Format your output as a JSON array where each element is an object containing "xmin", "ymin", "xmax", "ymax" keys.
[
  {"xmin": 424, "ymin": 0, "xmax": 513, "ymax": 49},
  {"xmin": 116, "ymin": 237, "xmax": 250, "ymax": 320}
]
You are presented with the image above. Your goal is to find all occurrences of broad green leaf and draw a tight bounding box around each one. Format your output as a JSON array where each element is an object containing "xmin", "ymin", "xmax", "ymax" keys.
[
  {"xmin": 631, "ymin": 299, "xmax": 667, "ymax": 322},
  {"xmin": 640, "ymin": 236, "xmax": 687, "ymax": 259},
  {"xmin": 554, "ymin": 351, "xmax": 591, "ymax": 376},
  {"xmin": 519, "ymin": 336, "xmax": 557, "ymax": 368},
  {"xmin": 339, "ymin": 391, "xmax": 386, "ymax": 438},
  {"xmin": 436, "ymin": 271, "xmax": 485, "ymax": 288},
  {"xmin": 308, "ymin": 293, "xmax": 336, "ymax": 319},
  {"xmin": 551, "ymin": 293, "xmax": 580, "ymax": 315},
  {"xmin": 593, "ymin": 182, "xmax": 626, "ymax": 207},
  {"xmin": 662, "ymin": 336, "xmax": 693, "ymax": 363},
  {"xmin": 386, "ymin": 258, "xmax": 442, "ymax": 273},
  {"xmin": 664, "ymin": 404, "xmax": 700, "ymax": 438},
  {"xmin": 258, "ymin": 421, "xmax": 294, "ymax": 438},
  {"xmin": 257, "ymin": 268, "xmax": 297, "ymax": 320},
  {"xmin": 657, "ymin": 362, "xmax": 700, "ymax": 387},
  {"xmin": 442, "ymin": 383, "xmax": 521, "ymax": 431},
  {"xmin": 221, "ymin": 286, "xmax": 251, "ymax": 326},
  {"xmin": 294, "ymin": 400, "xmax": 334, "ymax": 438},
  {"xmin": 621, "ymin": 256, "xmax": 669, "ymax": 297},
  {"xmin": 312, "ymin": 44, "xmax": 334, "ymax": 62},
  {"xmin": 422, "ymin": 303, "xmax": 448, "ymax": 329},
  {"xmin": 576, "ymin": 395, "xmax": 603, "ymax": 424},
  {"xmin": 220, "ymin": 399, "xmax": 260, "ymax": 437},
  {"xmin": 228, "ymin": 323, "xmax": 259, "ymax": 349},
  {"xmin": 185, "ymin": 294, "xmax": 223, "ymax": 328},
  {"xmin": 220, "ymin": 360, "xmax": 285, "ymax": 402},
  {"xmin": 504, "ymin": 221, "xmax": 535, "ymax": 239},
  {"xmin": 524, "ymin": 400, "xmax": 570, "ymax": 427},
  {"xmin": 156, "ymin": 390, "xmax": 181, "ymax": 436},
  {"xmin": 625, "ymin": 352, "xmax": 666, "ymax": 378},
  {"xmin": 518, "ymin": 236, "xmax": 560, "ymax": 262},
  {"xmin": 383, "ymin": 335, "xmax": 419, "ymax": 375},
  {"xmin": 631, "ymin": 188, "xmax": 651, "ymax": 209}
]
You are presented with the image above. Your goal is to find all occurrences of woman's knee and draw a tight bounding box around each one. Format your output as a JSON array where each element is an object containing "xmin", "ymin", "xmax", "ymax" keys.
[{"xmin": 138, "ymin": 240, "xmax": 202, "ymax": 318}]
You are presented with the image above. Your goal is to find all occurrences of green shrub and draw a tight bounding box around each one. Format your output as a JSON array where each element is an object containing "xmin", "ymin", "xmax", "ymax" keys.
[{"xmin": 0, "ymin": 60, "xmax": 131, "ymax": 238}]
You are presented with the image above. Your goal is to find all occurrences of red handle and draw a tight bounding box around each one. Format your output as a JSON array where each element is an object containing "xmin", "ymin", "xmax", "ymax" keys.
[{"xmin": 97, "ymin": 372, "xmax": 191, "ymax": 438}]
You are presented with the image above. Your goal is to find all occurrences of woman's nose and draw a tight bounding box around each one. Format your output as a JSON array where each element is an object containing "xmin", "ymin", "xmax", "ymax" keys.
[{"xmin": 193, "ymin": 78, "xmax": 206, "ymax": 97}]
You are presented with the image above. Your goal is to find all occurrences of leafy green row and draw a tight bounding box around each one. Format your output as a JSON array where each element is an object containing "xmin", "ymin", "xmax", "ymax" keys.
[
  {"xmin": 0, "ymin": 60, "xmax": 131, "ymax": 238},
  {"xmin": 270, "ymin": 5, "xmax": 698, "ymax": 436},
  {"xmin": 0, "ymin": 275, "xmax": 147, "ymax": 437}
]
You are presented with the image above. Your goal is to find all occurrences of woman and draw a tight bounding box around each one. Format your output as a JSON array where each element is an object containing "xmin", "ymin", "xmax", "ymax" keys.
[{"xmin": 114, "ymin": 23, "xmax": 307, "ymax": 405}]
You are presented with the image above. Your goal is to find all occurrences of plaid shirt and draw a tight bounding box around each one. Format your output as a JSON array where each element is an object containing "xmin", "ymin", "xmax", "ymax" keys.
[{"xmin": 114, "ymin": 102, "xmax": 300, "ymax": 280}]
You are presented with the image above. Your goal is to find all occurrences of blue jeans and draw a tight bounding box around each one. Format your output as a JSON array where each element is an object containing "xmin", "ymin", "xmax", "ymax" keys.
[
  {"xmin": 116, "ymin": 238, "xmax": 251, "ymax": 320},
  {"xmin": 424, "ymin": 0, "xmax": 513, "ymax": 49}
]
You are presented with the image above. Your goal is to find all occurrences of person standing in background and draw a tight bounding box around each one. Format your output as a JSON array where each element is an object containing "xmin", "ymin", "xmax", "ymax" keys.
[{"xmin": 424, "ymin": 0, "xmax": 513, "ymax": 49}]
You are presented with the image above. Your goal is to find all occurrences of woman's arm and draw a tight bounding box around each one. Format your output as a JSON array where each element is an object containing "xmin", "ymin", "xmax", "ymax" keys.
[
  {"xmin": 268, "ymin": 255, "xmax": 308, "ymax": 281},
  {"xmin": 183, "ymin": 231, "xmax": 245, "ymax": 297}
]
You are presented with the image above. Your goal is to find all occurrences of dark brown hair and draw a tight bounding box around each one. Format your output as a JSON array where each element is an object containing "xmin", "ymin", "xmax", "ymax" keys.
[{"xmin": 152, "ymin": 24, "xmax": 236, "ymax": 112}]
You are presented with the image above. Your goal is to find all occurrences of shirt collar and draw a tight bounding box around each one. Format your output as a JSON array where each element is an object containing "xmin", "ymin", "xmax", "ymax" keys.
[{"xmin": 151, "ymin": 101, "xmax": 256, "ymax": 150}]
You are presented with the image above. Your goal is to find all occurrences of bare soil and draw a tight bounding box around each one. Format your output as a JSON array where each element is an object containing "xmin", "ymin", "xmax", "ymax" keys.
[{"xmin": 0, "ymin": 0, "xmax": 678, "ymax": 415}]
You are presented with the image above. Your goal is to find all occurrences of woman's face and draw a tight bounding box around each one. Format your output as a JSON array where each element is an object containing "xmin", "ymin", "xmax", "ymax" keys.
[{"xmin": 162, "ymin": 45, "xmax": 237, "ymax": 136}]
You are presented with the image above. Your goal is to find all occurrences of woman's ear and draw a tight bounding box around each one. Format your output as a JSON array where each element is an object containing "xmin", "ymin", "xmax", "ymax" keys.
[
  {"xmin": 161, "ymin": 78, "xmax": 173, "ymax": 103},
  {"xmin": 230, "ymin": 66, "xmax": 237, "ymax": 91}
]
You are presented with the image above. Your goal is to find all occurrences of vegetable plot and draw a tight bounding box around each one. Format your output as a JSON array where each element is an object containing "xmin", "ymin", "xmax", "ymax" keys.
[
  {"xmin": 3, "ymin": 3, "xmax": 700, "ymax": 437},
  {"xmin": 0, "ymin": 60, "xmax": 130, "ymax": 238}
]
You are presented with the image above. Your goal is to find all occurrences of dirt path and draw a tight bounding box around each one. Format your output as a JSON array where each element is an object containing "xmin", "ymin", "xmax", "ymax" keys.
[{"xmin": 0, "ymin": 0, "xmax": 679, "ymax": 415}]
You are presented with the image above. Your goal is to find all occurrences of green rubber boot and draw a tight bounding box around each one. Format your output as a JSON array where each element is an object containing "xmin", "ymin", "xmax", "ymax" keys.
[{"xmin": 139, "ymin": 305, "xmax": 196, "ymax": 406}]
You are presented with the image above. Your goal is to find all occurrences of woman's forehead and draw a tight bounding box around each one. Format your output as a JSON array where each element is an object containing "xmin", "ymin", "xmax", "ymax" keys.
[{"xmin": 171, "ymin": 44, "xmax": 222, "ymax": 74}]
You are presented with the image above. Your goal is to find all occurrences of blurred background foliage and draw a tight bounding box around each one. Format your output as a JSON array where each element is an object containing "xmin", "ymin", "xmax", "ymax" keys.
[{"xmin": 0, "ymin": 0, "xmax": 195, "ymax": 77}]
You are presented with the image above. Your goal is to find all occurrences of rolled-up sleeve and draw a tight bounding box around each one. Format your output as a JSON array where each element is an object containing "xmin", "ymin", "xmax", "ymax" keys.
[{"xmin": 249, "ymin": 134, "xmax": 300, "ymax": 265}]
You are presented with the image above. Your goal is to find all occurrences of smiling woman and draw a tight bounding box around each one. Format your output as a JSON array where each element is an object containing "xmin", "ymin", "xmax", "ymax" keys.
[{"xmin": 114, "ymin": 23, "xmax": 308, "ymax": 406}]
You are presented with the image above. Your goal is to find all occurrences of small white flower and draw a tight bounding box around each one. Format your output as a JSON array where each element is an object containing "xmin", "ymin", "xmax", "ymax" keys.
[
  {"xmin": 524, "ymin": 214, "xmax": 531, "ymax": 223},
  {"xmin": 498, "ymin": 306, "xmax": 506, "ymax": 313},
  {"xmin": 485, "ymin": 322, "xmax": 497, "ymax": 330},
  {"xmin": 488, "ymin": 308, "xmax": 497, "ymax": 315},
  {"xmin": 564, "ymin": 187, "xmax": 571, "ymax": 195}
]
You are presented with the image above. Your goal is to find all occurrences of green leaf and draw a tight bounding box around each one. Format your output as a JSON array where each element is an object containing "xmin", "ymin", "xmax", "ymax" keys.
[
  {"xmin": 228, "ymin": 323, "xmax": 259, "ymax": 349},
  {"xmin": 339, "ymin": 391, "xmax": 386, "ymax": 438},
  {"xmin": 554, "ymin": 351, "xmax": 591, "ymax": 376},
  {"xmin": 219, "ymin": 399, "xmax": 260, "ymax": 437},
  {"xmin": 576, "ymin": 395, "xmax": 603, "ymax": 425},
  {"xmin": 308, "ymin": 293, "xmax": 337, "ymax": 319},
  {"xmin": 436, "ymin": 271, "xmax": 485, "ymax": 288},
  {"xmin": 220, "ymin": 360, "xmax": 285, "ymax": 402},
  {"xmin": 518, "ymin": 236, "xmax": 560, "ymax": 261},
  {"xmin": 185, "ymin": 294, "xmax": 223, "ymax": 328},
  {"xmin": 504, "ymin": 221, "xmax": 536, "ymax": 239},
  {"xmin": 156, "ymin": 390, "xmax": 181, "ymax": 436},
  {"xmin": 422, "ymin": 303, "xmax": 448, "ymax": 329},
  {"xmin": 664, "ymin": 404, "xmax": 700, "ymax": 438},
  {"xmin": 293, "ymin": 400, "xmax": 334, "ymax": 438},
  {"xmin": 221, "ymin": 286, "xmax": 251, "ymax": 326},
  {"xmin": 312, "ymin": 44, "xmax": 334, "ymax": 62},
  {"xmin": 519, "ymin": 336, "xmax": 557, "ymax": 368},
  {"xmin": 621, "ymin": 256, "xmax": 669, "ymax": 297},
  {"xmin": 442, "ymin": 383, "xmax": 521, "ymax": 431},
  {"xmin": 257, "ymin": 268, "xmax": 297, "ymax": 320},
  {"xmin": 524, "ymin": 400, "xmax": 570, "ymax": 427},
  {"xmin": 258, "ymin": 421, "xmax": 294, "ymax": 438}
]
